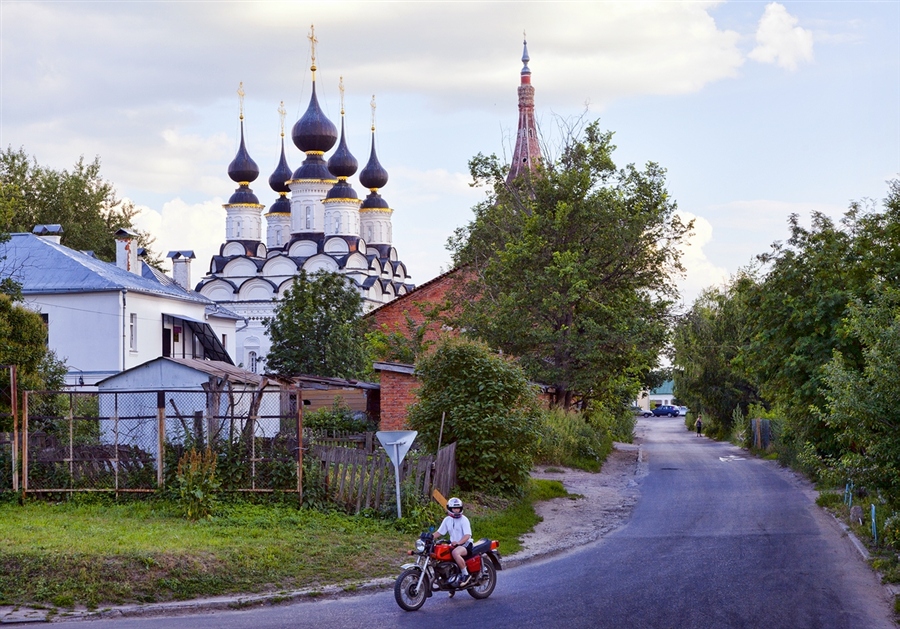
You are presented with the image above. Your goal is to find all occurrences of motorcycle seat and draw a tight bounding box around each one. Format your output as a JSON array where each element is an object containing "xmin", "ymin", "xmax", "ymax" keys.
[{"xmin": 470, "ymin": 538, "xmax": 493, "ymax": 555}]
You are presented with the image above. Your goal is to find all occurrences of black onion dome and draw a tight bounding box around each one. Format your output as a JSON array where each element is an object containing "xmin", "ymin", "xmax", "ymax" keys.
[
  {"xmin": 292, "ymin": 153, "xmax": 335, "ymax": 181},
  {"xmin": 359, "ymin": 133, "xmax": 389, "ymax": 190},
  {"xmin": 291, "ymin": 82, "xmax": 338, "ymax": 153},
  {"xmin": 361, "ymin": 191, "xmax": 389, "ymax": 209},
  {"xmin": 267, "ymin": 195, "xmax": 291, "ymax": 214},
  {"xmin": 327, "ymin": 118, "xmax": 358, "ymax": 179},
  {"xmin": 228, "ymin": 185, "xmax": 260, "ymax": 205},
  {"xmin": 268, "ymin": 139, "xmax": 293, "ymax": 194},
  {"xmin": 326, "ymin": 179, "xmax": 358, "ymax": 200},
  {"xmin": 228, "ymin": 121, "xmax": 259, "ymax": 183}
]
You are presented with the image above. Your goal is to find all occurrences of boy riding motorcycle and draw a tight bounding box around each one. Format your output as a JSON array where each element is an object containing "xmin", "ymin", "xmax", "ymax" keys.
[{"xmin": 433, "ymin": 497, "xmax": 473, "ymax": 587}]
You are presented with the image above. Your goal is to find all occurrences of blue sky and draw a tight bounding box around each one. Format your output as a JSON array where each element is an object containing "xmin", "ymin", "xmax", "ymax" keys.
[{"xmin": 2, "ymin": 1, "xmax": 898, "ymax": 307}]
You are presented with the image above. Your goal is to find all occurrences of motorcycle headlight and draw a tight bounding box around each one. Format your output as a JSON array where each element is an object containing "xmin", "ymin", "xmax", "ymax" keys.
[{"xmin": 415, "ymin": 539, "xmax": 426, "ymax": 553}]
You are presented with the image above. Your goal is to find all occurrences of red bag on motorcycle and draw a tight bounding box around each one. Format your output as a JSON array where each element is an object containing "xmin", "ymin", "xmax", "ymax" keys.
[{"xmin": 465, "ymin": 554, "xmax": 482, "ymax": 573}]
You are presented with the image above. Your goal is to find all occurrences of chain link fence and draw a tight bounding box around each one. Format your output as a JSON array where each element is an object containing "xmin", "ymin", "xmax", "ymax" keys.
[{"xmin": 22, "ymin": 388, "xmax": 302, "ymax": 496}]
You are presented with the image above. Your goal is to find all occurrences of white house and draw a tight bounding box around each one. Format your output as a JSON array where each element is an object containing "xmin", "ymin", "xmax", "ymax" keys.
[{"xmin": 0, "ymin": 226, "xmax": 241, "ymax": 387}]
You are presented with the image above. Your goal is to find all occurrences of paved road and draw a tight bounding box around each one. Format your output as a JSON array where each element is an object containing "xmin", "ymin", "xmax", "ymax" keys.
[{"xmin": 52, "ymin": 418, "xmax": 896, "ymax": 628}]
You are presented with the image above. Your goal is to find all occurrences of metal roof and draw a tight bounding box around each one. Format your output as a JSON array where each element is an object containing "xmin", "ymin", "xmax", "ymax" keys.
[{"xmin": 1, "ymin": 233, "xmax": 212, "ymax": 305}]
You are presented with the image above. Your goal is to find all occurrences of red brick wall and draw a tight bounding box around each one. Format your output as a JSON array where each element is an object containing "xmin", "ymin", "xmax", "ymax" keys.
[
  {"xmin": 369, "ymin": 267, "xmax": 471, "ymax": 347},
  {"xmin": 379, "ymin": 370, "xmax": 419, "ymax": 430}
]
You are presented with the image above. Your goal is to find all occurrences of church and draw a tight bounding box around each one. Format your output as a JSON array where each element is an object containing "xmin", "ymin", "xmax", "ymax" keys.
[{"xmin": 195, "ymin": 30, "xmax": 415, "ymax": 372}]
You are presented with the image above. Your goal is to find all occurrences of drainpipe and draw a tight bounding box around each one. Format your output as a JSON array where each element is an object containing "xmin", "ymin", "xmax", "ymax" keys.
[{"xmin": 121, "ymin": 289, "xmax": 128, "ymax": 371}]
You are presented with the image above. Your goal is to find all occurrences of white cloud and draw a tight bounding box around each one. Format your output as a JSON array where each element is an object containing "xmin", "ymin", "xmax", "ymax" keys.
[
  {"xmin": 749, "ymin": 3, "xmax": 814, "ymax": 71},
  {"xmin": 674, "ymin": 210, "xmax": 729, "ymax": 306},
  {"xmin": 131, "ymin": 198, "xmax": 226, "ymax": 279}
]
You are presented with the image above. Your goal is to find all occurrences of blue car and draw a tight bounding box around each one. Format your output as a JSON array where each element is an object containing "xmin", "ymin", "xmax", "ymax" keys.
[{"xmin": 651, "ymin": 405, "xmax": 681, "ymax": 417}]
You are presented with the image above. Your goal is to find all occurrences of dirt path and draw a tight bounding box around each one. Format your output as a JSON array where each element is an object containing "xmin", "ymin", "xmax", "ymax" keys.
[{"xmin": 507, "ymin": 428, "xmax": 648, "ymax": 566}]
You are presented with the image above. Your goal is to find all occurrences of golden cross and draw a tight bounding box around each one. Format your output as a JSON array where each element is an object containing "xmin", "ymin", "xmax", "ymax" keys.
[
  {"xmin": 237, "ymin": 81, "xmax": 245, "ymax": 120},
  {"xmin": 278, "ymin": 101, "xmax": 286, "ymax": 137},
  {"xmin": 339, "ymin": 76, "xmax": 345, "ymax": 115},
  {"xmin": 308, "ymin": 25, "xmax": 318, "ymax": 73},
  {"xmin": 370, "ymin": 95, "xmax": 376, "ymax": 131}
]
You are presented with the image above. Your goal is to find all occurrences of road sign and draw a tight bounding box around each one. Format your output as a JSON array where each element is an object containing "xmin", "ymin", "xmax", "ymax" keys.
[{"xmin": 376, "ymin": 430, "xmax": 418, "ymax": 518}]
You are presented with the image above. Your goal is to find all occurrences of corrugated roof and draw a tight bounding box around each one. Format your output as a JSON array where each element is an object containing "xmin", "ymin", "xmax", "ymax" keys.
[{"xmin": 1, "ymin": 233, "xmax": 212, "ymax": 305}]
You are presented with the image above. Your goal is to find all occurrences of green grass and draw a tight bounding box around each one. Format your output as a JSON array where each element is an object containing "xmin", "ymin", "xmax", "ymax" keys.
[{"xmin": 0, "ymin": 481, "xmax": 573, "ymax": 608}]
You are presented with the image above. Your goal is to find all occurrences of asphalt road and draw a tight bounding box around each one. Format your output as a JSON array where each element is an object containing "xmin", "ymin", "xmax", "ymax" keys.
[{"xmin": 52, "ymin": 418, "xmax": 896, "ymax": 628}]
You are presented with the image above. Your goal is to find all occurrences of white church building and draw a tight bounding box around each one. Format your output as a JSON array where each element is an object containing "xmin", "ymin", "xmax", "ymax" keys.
[{"xmin": 195, "ymin": 38, "xmax": 414, "ymax": 372}]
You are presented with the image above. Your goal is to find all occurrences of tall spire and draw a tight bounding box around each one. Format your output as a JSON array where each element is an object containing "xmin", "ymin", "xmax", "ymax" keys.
[{"xmin": 507, "ymin": 35, "xmax": 542, "ymax": 184}]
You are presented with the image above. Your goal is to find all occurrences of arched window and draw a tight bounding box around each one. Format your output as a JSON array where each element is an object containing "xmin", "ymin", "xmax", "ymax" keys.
[
  {"xmin": 335, "ymin": 214, "xmax": 341, "ymax": 233},
  {"xmin": 367, "ymin": 225, "xmax": 373, "ymax": 242},
  {"xmin": 305, "ymin": 206, "xmax": 313, "ymax": 229},
  {"xmin": 236, "ymin": 219, "xmax": 242, "ymax": 238},
  {"xmin": 248, "ymin": 351, "xmax": 258, "ymax": 373},
  {"xmin": 275, "ymin": 227, "xmax": 282, "ymax": 246}
]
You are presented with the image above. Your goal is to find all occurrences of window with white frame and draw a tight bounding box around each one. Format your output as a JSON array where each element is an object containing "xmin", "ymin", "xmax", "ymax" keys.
[{"xmin": 129, "ymin": 313, "xmax": 138, "ymax": 351}]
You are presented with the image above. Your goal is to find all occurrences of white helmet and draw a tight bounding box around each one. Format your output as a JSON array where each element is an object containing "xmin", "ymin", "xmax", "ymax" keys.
[{"xmin": 447, "ymin": 497, "xmax": 463, "ymax": 519}]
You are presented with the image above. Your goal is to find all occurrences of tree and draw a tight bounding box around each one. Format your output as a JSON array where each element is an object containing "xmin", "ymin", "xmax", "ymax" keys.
[
  {"xmin": 448, "ymin": 120, "xmax": 690, "ymax": 411},
  {"xmin": 0, "ymin": 147, "xmax": 161, "ymax": 266},
  {"xmin": 264, "ymin": 270, "xmax": 368, "ymax": 379},
  {"xmin": 0, "ymin": 294, "xmax": 66, "ymax": 428},
  {"xmin": 822, "ymin": 286, "xmax": 900, "ymax": 497},
  {"xmin": 407, "ymin": 337, "xmax": 541, "ymax": 496},
  {"xmin": 672, "ymin": 274, "xmax": 762, "ymax": 436}
]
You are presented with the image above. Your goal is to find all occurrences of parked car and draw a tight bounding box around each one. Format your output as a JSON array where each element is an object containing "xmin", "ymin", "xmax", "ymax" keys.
[
  {"xmin": 630, "ymin": 405, "xmax": 652, "ymax": 417},
  {"xmin": 651, "ymin": 405, "xmax": 681, "ymax": 417}
]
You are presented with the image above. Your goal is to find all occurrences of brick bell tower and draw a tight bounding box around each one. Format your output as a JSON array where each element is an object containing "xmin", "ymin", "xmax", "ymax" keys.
[{"xmin": 507, "ymin": 36, "xmax": 542, "ymax": 184}]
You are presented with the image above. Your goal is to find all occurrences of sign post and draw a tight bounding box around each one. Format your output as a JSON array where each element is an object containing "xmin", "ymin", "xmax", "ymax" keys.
[{"xmin": 376, "ymin": 430, "xmax": 417, "ymax": 518}]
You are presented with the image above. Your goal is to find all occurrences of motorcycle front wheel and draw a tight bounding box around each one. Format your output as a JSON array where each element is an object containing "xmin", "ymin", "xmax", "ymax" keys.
[
  {"xmin": 467, "ymin": 559, "xmax": 497, "ymax": 599},
  {"xmin": 394, "ymin": 567, "xmax": 428, "ymax": 611}
]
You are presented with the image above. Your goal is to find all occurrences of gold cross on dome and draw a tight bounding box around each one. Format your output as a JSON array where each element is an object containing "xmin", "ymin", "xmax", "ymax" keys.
[
  {"xmin": 278, "ymin": 101, "xmax": 286, "ymax": 137},
  {"xmin": 339, "ymin": 76, "xmax": 345, "ymax": 115},
  {"xmin": 370, "ymin": 95, "xmax": 376, "ymax": 131},
  {"xmin": 237, "ymin": 82, "xmax": 245, "ymax": 120},
  {"xmin": 308, "ymin": 25, "xmax": 318, "ymax": 72}
]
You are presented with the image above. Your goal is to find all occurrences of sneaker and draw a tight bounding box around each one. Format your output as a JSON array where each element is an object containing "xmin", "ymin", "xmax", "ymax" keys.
[{"xmin": 457, "ymin": 573, "xmax": 473, "ymax": 587}]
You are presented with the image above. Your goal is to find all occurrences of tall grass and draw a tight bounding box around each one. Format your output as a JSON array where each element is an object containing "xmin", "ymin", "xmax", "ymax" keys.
[{"xmin": 535, "ymin": 408, "xmax": 614, "ymax": 472}]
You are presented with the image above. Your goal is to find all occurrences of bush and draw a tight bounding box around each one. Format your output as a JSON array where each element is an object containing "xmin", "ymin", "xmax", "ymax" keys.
[
  {"xmin": 535, "ymin": 408, "xmax": 612, "ymax": 472},
  {"xmin": 408, "ymin": 337, "xmax": 541, "ymax": 497},
  {"xmin": 304, "ymin": 397, "xmax": 374, "ymax": 433},
  {"xmin": 175, "ymin": 448, "xmax": 219, "ymax": 520}
]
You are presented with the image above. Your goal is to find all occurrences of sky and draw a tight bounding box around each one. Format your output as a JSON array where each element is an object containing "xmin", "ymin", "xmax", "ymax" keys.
[{"xmin": 2, "ymin": 1, "xmax": 899, "ymax": 308}]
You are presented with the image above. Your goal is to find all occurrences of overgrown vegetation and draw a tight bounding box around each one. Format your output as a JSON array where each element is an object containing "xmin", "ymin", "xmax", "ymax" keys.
[
  {"xmin": 408, "ymin": 337, "xmax": 542, "ymax": 496},
  {"xmin": 303, "ymin": 397, "xmax": 375, "ymax": 433},
  {"xmin": 535, "ymin": 407, "xmax": 615, "ymax": 472},
  {"xmin": 0, "ymin": 479, "xmax": 571, "ymax": 609}
]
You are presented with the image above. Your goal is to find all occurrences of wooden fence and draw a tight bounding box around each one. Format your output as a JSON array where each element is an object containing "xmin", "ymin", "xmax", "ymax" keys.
[{"xmin": 313, "ymin": 441, "xmax": 457, "ymax": 513}]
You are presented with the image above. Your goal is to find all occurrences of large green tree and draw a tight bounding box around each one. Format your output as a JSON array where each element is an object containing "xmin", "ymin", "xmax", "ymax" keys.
[
  {"xmin": 0, "ymin": 147, "xmax": 160, "ymax": 265},
  {"xmin": 264, "ymin": 271, "xmax": 368, "ymax": 379},
  {"xmin": 672, "ymin": 274, "xmax": 761, "ymax": 436},
  {"xmin": 449, "ymin": 120, "xmax": 690, "ymax": 410}
]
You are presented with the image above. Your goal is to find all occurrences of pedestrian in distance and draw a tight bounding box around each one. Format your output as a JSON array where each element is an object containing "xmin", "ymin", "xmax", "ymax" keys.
[{"xmin": 696, "ymin": 414, "xmax": 703, "ymax": 436}]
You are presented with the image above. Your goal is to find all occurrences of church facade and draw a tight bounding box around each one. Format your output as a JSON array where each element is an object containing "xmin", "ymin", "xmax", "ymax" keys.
[{"xmin": 195, "ymin": 35, "xmax": 414, "ymax": 372}]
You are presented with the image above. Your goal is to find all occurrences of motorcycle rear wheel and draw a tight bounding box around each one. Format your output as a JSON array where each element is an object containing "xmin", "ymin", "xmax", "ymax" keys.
[
  {"xmin": 467, "ymin": 560, "xmax": 497, "ymax": 599},
  {"xmin": 394, "ymin": 567, "xmax": 428, "ymax": 611}
]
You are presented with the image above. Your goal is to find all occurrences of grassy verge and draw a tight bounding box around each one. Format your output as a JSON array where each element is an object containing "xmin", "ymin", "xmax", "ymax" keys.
[{"xmin": 0, "ymin": 479, "xmax": 569, "ymax": 609}]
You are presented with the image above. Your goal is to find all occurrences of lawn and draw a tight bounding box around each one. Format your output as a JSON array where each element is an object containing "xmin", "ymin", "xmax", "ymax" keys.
[{"xmin": 0, "ymin": 479, "xmax": 566, "ymax": 609}]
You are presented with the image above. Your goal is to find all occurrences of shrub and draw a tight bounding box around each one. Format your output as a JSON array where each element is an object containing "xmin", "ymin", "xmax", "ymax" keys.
[
  {"xmin": 175, "ymin": 448, "xmax": 219, "ymax": 520},
  {"xmin": 304, "ymin": 397, "xmax": 374, "ymax": 433},
  {"xmin": 408, "ymin": 337, "xmax": 541, "ymax": 497},
  {"xmin": 535, "ymin": 408, "xmax": 612, "ymax": 472}
]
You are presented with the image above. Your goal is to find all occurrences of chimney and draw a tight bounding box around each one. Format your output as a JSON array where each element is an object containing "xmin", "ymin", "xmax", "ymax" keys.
[
  {"xmin": 33, "ymin": 224, "xmax": 64, "ymax": 244},
  {"xmin": 115, "ymin": 228, "xmax": 140, "ymax": 274},
  {"xmin": 167, "ymin": 250, "xmax": 196, "ymax": 290}
]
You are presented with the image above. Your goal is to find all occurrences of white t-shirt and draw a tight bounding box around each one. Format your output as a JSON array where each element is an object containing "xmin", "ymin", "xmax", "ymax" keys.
[{"xmin": 437, "ymin": 514, "xmax": 472, "ymax": 544}]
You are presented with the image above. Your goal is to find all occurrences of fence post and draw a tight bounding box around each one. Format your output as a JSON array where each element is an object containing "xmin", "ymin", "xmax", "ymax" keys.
[
  {"xmin": 22, "ymin": 391, "xmax": 29, "ymax": 497},
  {"xmin": 10, "ymin": 365, "xmax": 18, "ymax": 493},
  {"xmin": 872, "ymin": 504, "xmax": 878, "ymax": 545},
  {"xmin": 157, "ymin": 391, "xmax": 165, "ymax": 489},
  {"xmin": 296, "ymin": 387, "xmax": 303, "ymax": 506}
]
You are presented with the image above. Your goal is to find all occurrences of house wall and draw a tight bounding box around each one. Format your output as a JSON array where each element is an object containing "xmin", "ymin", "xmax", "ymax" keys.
[
  {"xmin": 378, "ymin": 370, "xmax": 418, "ymax": 431},
  {"xmin": 25, "ymin": 291, "xmax": 122, "ymax": 384},
  {"xmin": 369, "ymin": 268, "xmax": 468, "ymax": 348}
]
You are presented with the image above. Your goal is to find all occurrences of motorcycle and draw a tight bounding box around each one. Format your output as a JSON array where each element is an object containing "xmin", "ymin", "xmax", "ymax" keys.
[{"xmin": 394, "ymin": 530, "xmax": 502, "ymax": 611}]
